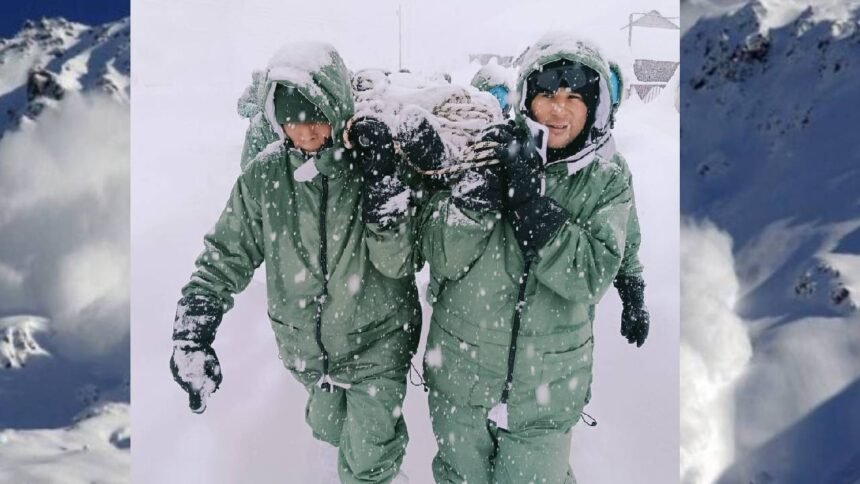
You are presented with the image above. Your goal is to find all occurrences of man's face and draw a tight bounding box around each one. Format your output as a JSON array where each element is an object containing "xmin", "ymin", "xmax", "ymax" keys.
[
  {"xmin": 282, "ymin": 122, "xmax": 332, "ymax": 152},
  {"xmin": 529, "ymin": 88, "xmax": 588, "ymax": 149}
]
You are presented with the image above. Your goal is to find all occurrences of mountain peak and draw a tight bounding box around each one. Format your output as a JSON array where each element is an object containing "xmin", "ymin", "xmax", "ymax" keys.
[
  {"xmin": 682, "ymin": 0, "xmax": 860, "ymax": 319},
  {"xmin": 0, "ymin": 17, "xmax": 129, "ymax": 138},
  {"xmin": 0, "ymin": 316, "xmax": 50, "ymax": 369}
]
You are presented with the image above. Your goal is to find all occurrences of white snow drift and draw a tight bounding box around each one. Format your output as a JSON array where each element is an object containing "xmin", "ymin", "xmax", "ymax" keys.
[
  {"xmin": 680, "ymin": 220, "xmax": 752, "ymax": 484},
  {"xmin": 0, "ymin": 403, "xmax": 130, "ymax": 484},
  {"xmin": 0, "ymin": 93, "xmax": 129, "ymax": 370}
]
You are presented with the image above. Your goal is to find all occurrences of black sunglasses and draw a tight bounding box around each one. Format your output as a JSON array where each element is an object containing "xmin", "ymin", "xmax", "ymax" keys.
[{"xmin": 529, "ymin": 64, "xmax": 597, "ymax": 94}]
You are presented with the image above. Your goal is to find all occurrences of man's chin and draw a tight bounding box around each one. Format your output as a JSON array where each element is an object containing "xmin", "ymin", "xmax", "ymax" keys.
[
  {"xmin": 297, "ymin": 143, "xmax": 324, "ymax": 152},
  {"xmin": 547, "ymin": 139, "xmax": 573, "ymax": 150}
]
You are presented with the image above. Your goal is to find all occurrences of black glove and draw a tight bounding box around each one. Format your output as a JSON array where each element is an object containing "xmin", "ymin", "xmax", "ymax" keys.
[
  {"xmin": 473, "ymin": 123, "xmax": 568, "ymax": 255},
  {"xmin": 614, "ymin": 275, "xmax": 649, "ymax": 347},
  {"xmin": 171, "ymin": 295, "xmax": 224, "ymax": 413},
  {"xmin": 473, "ymin": 123, "xmax": 543, "ymax": 208},
  {"xmin": 450, "ymin": 166, "xmax": 504, "ymax": 213},
  {"xmin": 348, "ymin": 117, "xmax": 396, "ymax": 171},
  {"xmin": 348, "ymin": 117, "xmax": 410, "ymax": 225},
  {"xmin": 397, "ymin": 114, "xmax": 446, "ymax": 174}
]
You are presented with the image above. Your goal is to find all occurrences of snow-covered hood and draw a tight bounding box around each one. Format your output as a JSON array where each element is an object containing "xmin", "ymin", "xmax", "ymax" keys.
[
  {"xmin": 514, "ymin": 33, "xmax": 624, "ymax": 175},
  {"xmin": 470, "ymin": 63, "xmax": 513, "ymax": 92},
  {"xmin": 260, "ymin": 42, "xmax": 354, "ymax": 145}
]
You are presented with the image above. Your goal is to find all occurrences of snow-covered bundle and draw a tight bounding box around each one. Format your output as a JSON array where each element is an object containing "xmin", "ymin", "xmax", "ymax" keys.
[{"xmin": 351, "ymin": 68, "xmax": 504, "ymax": 168}]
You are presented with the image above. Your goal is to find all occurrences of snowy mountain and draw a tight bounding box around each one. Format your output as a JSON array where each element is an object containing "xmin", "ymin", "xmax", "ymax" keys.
[
  {"xmin": 0, "ymin": 16, "xmax": 129, "ymax": 138},
  {"xmin": 0, "ymin": 403, "xmax": 131, "ymax": 484},
  {"xmin": 683, "ymin": 1, "xmax": 859, "ymax": 314},
  {"xmin": 0, "ymin": 316, "xmax": 50, "ymax": 369},
  {"xmin": 0, "ymin": 16, "xmax": 130, "ymax": 483},
  {"xmin": 681, "ymin": 2, "xmax": 860, "ymax": 483}
]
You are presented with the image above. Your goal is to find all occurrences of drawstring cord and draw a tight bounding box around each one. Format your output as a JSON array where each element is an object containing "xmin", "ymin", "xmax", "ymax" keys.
[
  {"xmin": 408, "ymin": 360, "xmax": 429, "ymax": 392},
  {"xmin": 580, "ymin": 411, "xmax": 598, "ymax": 427}
]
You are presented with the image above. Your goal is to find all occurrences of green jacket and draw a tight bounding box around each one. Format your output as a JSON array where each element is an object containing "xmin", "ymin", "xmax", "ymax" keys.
[
  {"xmin": 183, "ymin": 43, "xmax": 420, "ymax": 386},
  {"xmin": 420, "ymin": 36, "xmax": 635, "ymax": 432}
]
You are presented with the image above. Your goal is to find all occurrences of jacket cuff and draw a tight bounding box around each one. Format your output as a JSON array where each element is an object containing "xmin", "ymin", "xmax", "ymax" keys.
[
  {"xmin": 173, "ymin": 295, "xmax": 224, "ymax": 346},
  {"xmin": 613, "ymin": 274, "xmax": 646, "ymax": 307}
]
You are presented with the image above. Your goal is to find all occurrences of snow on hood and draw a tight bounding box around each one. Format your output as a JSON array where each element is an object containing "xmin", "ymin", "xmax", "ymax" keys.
[
  {"xmin": 470, "ymin": 62, "xmax": 514, "ymax": 91},
  {"xmin": 260, "ymin": 42, "xmax": 354, "ymax": 144},
  {"xmin": 513, "ymin": 32, "xmax": 624, "ymax": 175}
]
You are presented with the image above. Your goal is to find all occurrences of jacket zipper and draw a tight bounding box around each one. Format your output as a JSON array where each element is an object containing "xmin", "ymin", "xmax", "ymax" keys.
[
  {"xmin": 314, "ymin": 175, "xmax": 332, "ymax": 390},
  {"xmin": 499, "ymin": 256, "xmax": 533, "ymax": 405}
]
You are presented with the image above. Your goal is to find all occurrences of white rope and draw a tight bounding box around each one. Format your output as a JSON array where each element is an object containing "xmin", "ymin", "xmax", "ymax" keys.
[{"xmin": 347, "ymin": 73, "xmax": 505, "ymax": 176}]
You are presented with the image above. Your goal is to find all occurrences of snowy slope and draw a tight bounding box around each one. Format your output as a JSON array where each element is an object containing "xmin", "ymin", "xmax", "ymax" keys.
[
  {"xmin": 0, "ymin": 16, "xmax": 130, "ymax": 483},
  {"xmin": 681, "ymin": 2, "xmax": 860, "ymax": 482},
  {"xmin": 0, "ymin": 17, "xmax": 129, "ymax": 138},
  {"xmin": 0, "ymin": 403, "xmax": 131, "ymax": 484}
]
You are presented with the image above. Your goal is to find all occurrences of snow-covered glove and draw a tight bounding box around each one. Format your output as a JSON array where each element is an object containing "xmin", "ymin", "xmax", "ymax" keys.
[
  {"xmin": 397, "ymin": 114, "xmax": 446, "ymax": 174},
  {"xmin": 171, "ymin": 295, "xmax": 224, "ymax": 413},
  {"xmin": 348, "ymin": 117, "xmax": 410, "ymax": 226},
  {"xmin": 170, "ymin": 342, "xmax": 223, "ymax": 413},
  {"xmin": 471, "ymin": 123, "xmax": 542, "ymax": 207},
  {"xmin": 473, "ymin": 123, "xmax": 568, "ymax": 255},
  {"xmin": 451, "ymin": 166, "xmax": 504, "ymax": 213},
  {"xmin": 614, "ymin": 275, "xmax": 649, "ymax": 347}
]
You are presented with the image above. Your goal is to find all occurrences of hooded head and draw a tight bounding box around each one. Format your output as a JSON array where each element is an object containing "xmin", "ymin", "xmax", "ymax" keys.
[
  {"xmin": 274, "ymin": 84, "xmax": 328, "ymax": 124},
  {"xmin": 470, "ymin": 63, "xmax": 513, "ymax": 114},
  {"xmin": 524, "ymin": 59, "xmax": 600, "ymax": 155},
  {"xmin": 513, "ymin": 34, "xmax": 623, "ymax": 172},
  {"xmin": 261, "ymin": 42, "xmax": 354, "ymax": 154}
]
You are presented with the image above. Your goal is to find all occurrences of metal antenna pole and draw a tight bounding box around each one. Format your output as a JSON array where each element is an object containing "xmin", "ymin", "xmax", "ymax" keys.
[
  {"xmin": 629, "ymin": 13, "xmax": 634, "ymax": 48},
  {"xmin": 397, "ymin": 3, "xmax": 403, "ymax": 70}
]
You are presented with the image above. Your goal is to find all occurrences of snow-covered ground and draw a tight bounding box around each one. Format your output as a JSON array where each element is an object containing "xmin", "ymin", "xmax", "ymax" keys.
[
  {"xmin": 0, "ymin": 16, "xmax": 130, "ymax": 483},
  {"xmin": 131, "ymin": 0, "xmax": 679, "ymax": 482},
  {"xmin": 681, "ymin": 2, "xmax": 860, "ymax": 483},
  {"xmin": 0, "ymin": 404, "xmax": 131, "ymax": 484}
]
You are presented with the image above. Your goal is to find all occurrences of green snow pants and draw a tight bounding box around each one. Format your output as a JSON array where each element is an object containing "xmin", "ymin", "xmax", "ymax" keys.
[
  {"xmin": 280, "ymin": 306, "xmax": 420, "ymax": 484},
  {"xmin": 304, "ymin": 373, "xmax": 409, "ymax": 484},
  {"xmin": 428, "ymin": 390, "xmax": 577, "ymax": 484},
  {"xmin": 423, "ymin": 318, "xmax": 594, "ymax": 483}
]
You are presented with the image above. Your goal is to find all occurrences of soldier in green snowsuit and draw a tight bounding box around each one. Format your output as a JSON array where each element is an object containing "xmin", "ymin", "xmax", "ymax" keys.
[
  {"xmin": 419, "ymin": 34, "xmax": 648, "ymax": 483},
  {"xmin": 169, "ymin": 43, "xmax": 419, "ymax": 484},
  {"xmin": 470, "ymin": 64, "xmax": 513, "ymax": 117}
]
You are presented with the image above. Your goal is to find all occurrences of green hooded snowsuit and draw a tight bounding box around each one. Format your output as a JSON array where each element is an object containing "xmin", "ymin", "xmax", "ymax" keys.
[
  {"xmin": 419, "ymin": 35, "xmax": 639, "ymax": 483},
  {"xmin": 182, "ymin": 43, "xmax": 420, "ymax": 484}
]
